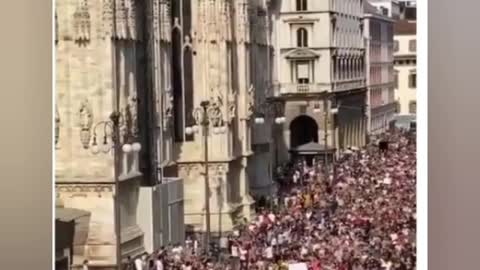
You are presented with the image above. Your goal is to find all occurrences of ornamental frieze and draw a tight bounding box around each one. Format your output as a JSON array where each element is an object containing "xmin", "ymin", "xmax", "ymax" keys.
[{"xmin": 56, "ymin": 184, "xmax": 114, "ymax": 198}]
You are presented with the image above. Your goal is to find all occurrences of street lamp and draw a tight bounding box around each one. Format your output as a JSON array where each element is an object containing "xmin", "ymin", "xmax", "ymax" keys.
[
  {"xmin": 86, "ymin": 111, "xmax": 141, "ymax": 270},
  {"xmin": 185, "ymin": 99, "xmax": 228, "ymax": 255},
  {"xmin": 253, "ymin": 98, "xmax": 286, "ymax": 125},
  {"xmin": 253, "ymin": 98, "xmax": 286, "ymax": 172}
]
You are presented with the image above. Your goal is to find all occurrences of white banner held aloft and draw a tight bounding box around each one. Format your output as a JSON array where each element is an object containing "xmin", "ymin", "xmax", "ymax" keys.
[{"xmin": 288, "ymin": 262, "xmax": 308, "ymax": 270}]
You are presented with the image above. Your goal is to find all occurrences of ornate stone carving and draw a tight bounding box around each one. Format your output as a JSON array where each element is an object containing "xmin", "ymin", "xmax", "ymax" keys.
[
  {"xmin": 115, "ymin": 0, "xmax": 129, "ymax": 39},
  {"xmin": 73, "ymin": 0, "xmax": 91, "ymax": 42},
  {"xmin": 208, "ymin": 163, "xmax": 228, "ymax": 177},
  {"xmin": 220, "ymin": 0, "xmax": 232, "ymax": 42},
  {"xmin": 78, "ymin": 99, "xmax": 93, "ymax": 149},
  {"xmin": 102, "ymin": 0, "xmax": 114, "ymax": 37},
  {"xmin": 227, "ymin": 93, "xmax": 236, "ymax": 122},
  {"xmin": 192, "ymin": 95, "xmax": 225, "ymax": 128},
  {"xmin": 236, "ymin": 0, "xmax": 250, "ymax": 44},
  {"xmin": 246, "ymin": 84, "xmax": 255, "ymax": 119},
  {"xmin": 160, "ymin": 0, "xmax": 171, "ymax": 42},
  {"xmin": 56, "ymin": 184, "xmax": 114, "ymax": 198},
  {"xmin": 206, "ymin": 96, "xmax": 224, "ymax": 127},
  {"xmin": 127, "ymin": 0, "xmax": 138, "ymax": 40},
  {"xmin": 178, "ymin": 164, "xmax": 199, "ymax": 176},
  {"xmin": 163, "ymin": 87, "xmax": 174, "ymax": 131},
  {"xmin": 126, "ymin": 94, "xmax": 138, "ymax": 137},
  {"xmin": 118, "ymin": 107, "xmax": 128, "ymax": 142}
]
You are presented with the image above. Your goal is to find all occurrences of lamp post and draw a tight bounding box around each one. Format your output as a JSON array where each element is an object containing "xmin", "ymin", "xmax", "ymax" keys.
[
  {"xmin": 185, "ymin": 99, "xmax": 227, "ymax": 255},
  {"xmin": 88, "ymin": 111, "xmax": 141, "ymax": 270},
  {"xmin": 253, "ymin": 98, "xmax": 286, "ymax": 169}
]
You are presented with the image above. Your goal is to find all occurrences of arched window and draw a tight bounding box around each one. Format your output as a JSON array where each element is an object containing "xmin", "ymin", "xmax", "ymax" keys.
[
  {"xmin": 297, "ymin": 28, "xmax": 308, "ymax": 47},
  {"xmin": 296, "ymin": 0, "xmax": 307, "ymax": 11}
]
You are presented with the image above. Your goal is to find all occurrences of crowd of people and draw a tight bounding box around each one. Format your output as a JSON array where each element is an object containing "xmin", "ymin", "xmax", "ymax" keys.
[{"xmin": 127, "ymin": 130, "xmax": 416, "ymax": 270}]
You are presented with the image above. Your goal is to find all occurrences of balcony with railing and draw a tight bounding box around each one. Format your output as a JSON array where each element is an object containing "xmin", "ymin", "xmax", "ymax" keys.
[
  {"xmin": 269, "ymin": 83, "xmax": 331, "ymax": 96},
  {"xmin": 332, "ymin": 78, "xmax": 366, "ymax": 92}
]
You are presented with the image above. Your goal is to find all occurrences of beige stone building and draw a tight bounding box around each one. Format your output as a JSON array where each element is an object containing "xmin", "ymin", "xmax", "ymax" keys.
[
  {"xmin": 394, "ymin": 19, "xmax": 416, "ymax": 116},
  {"xmin": 270, "ymin": 0, "xmax": 368, "ymax": 165},
  {"xmin": 364, "ymin": 2, "xmax": 396, "ymax": 134},
  {"xmin": 175, "ymin": 0, "xmax": 276, "ymax": 234},
  {"xmin": 55, "ymin": 1, "xmax": 277, "ymax": 268},
  {"xmin": 55, "ymin": 0, "xmax": 179, "ymax": 269}
]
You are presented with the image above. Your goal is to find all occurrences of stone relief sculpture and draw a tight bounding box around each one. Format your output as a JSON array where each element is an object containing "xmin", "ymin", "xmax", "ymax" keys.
[
  {"xmin": 163, "ymin": 87, "xmax": 174, "ymax": 131},
  {"xmin": 115, "ymin": 0, "xmax": 129, "ymax": 39},
  {"xmin": 160, "ymin": 1, "xmax": 171, "ymax": 42},
  {"xmin": 78, "ymin": 99, "xmax": 93, "ymax": 149},
  {"xmin": 73, "ymin": 0, "xmax": 91, "ymax": 42},
  {"xmin": 127, "ymin": 0, "xmax": 138, "ymax": 40},
  {"xmin": 102, "ymin": 0, "xmax": 114, "ymax": 38},
  {"xmin": 227, "ymin": 93, "xmax": 236, "ymax": 122},
  {"xmin": 207, "ymin": 96, "xmax": 224, "ymax": 127},
  {"xmin": 127, "ymin": 94, "xmax": 138, "ymax": 137},
  {"xmin": 246, "ymin": 84, "xmax": 255, "ymax": 119}
]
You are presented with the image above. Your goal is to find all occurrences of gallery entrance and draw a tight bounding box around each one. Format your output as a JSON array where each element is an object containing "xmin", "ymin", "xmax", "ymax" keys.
[
  {"xmin": 290, "ymin": 115, "xmax": 318, "ymax": 148},
  {"xmin": 289, "ymin": 115, "xmax": 319, "ymax": 166}
]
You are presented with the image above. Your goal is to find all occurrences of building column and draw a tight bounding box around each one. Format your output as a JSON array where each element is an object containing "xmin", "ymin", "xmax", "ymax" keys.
[
  {"xmin": 360, "ymin": 117, "xmax": 366, "ymax": 146},
  {"xmin": 353, "ymin": 119, "xmax": 359, "ymax": 147},
  {"xmin": 240, "ymin": 157, "xmax": 254, "ymax": 220},
  {"xmin": 345, "ymin": 122, "xmax": 351, "ymax": 148}
]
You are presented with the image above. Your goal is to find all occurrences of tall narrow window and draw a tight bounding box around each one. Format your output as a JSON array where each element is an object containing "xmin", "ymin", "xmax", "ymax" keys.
[
  {"xmin": 296, "ymin": 0, "xmax": 307, "ymax": 11},
  {"xmin": 297, "ymin": 28, "xmax": 308, "ymax": 47},
  {"xmin": 171, "ymin": 0, "xmax": 194, "ymax": 142},
  {"xmin": 409, "ymin": 101, "xmax": 417, "ymax": 114},
  {"xmin": 409, "ymin": 39, "xmax": 416, "ymax": 52},
  {"xmin": 409, "ymin": 73, "xmax": 416, "ymax": 88}
]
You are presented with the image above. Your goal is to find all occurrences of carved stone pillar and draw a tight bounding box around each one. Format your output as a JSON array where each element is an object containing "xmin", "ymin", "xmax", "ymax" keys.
[{"xmin": 239, "ymin": 157, "xmax": 254, "ymax": 219}]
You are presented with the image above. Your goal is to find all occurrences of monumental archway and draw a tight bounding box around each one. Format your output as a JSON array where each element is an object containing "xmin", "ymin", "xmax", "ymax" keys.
[{"xmin": 289, "ymin": 115, "xmax": 318, "ymax": 149}]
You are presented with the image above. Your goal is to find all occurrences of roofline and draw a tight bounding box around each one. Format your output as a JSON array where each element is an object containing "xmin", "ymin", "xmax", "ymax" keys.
[{"xmin": 363, "ymin": 13, "xmax": 396, "ymax": 23}]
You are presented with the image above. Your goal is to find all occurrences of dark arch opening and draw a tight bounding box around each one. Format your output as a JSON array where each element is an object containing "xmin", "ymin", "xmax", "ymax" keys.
[{"xmin": 290, "ymin": 115, "xmax": 318, "ymax": 148}]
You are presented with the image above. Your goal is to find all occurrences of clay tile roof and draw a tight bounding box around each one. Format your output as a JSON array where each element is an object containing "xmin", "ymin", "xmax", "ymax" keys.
[{"xmin": 394, "ymin": 20, "xmax": 416, "ymax": 35}]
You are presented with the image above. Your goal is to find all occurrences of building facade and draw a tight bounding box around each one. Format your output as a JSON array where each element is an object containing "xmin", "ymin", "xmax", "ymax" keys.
[
  {"xmin": 174, "ymin": 0, "xmax": 277, "ymax": 234},
  {"xmin": 393, "ymin": 19, "xmax": 416, "ymax": 116},
  {"xmin": 368, "ymin": 0, "xmax": 401, "ymax": 19},
  {"xmin": 364, "ymin": 2, "xmax": 396, "ymax": 134},
  {"xmin": 271, "ymin": 0, "xmax": 368, "ymax": 164},
  {"xmin": 55, "ymin": 0, "xmax": 180, "ymax": 269}
]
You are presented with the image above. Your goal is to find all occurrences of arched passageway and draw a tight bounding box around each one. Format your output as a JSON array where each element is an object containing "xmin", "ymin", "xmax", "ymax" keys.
[{"xmin": 289, "ymin": 115, "xmax": 318, "ymax": 148}]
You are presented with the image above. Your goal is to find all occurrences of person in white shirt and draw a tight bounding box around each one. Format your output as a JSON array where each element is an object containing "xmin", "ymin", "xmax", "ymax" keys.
[
  {"xmin": 82, "ymin": 260, "xmax": 89, "ymax": 270},
  {"xmin": 134, "ymin": 257, "xmax": 143, "ymax": 270},
  {"xmin": 155, "ymin": 257, "xmax": 164, "ymax": 270},
  {"xmin": 265, "ymin": 245, "xmax": 274, "ymax": 260}
]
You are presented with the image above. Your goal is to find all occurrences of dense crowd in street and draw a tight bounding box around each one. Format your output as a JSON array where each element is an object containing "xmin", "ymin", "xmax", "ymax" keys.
[{"xmin": 128, "ymin": 130, "xmax": 416, "ymax": 270}]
